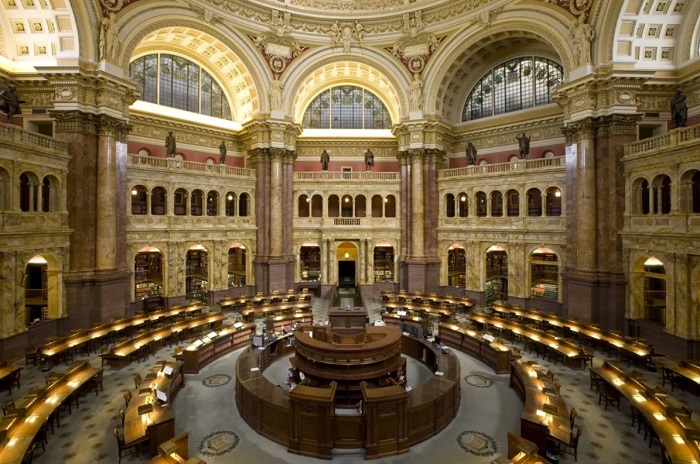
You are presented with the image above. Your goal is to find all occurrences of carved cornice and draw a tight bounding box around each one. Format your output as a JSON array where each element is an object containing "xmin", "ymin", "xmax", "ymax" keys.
[{"xmin": 49, "ymin": 111, "xmax": 98, "ymax": 135}]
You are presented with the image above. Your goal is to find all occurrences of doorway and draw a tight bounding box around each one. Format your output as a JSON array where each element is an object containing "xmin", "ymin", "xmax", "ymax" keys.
[{"xmin": 338, "ymin": 261, "xmax": 356, "ymax": 288}]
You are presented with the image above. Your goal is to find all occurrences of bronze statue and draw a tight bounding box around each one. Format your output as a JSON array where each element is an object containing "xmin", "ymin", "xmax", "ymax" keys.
[
  {"xmin": 219, "ymin": 141, "xmax": 227, "ymax": 164},
  {"xmin": 516, "ymin": 133, "xmax": 530, "ymax": 159},
  {"xmin": 465, "ymin": 141, "xmax": 477, "ymax": 166},
  {"xmin": 671, "ymin": 87, "xmax": 687, "ymax": 128},
  {"xmin": 364, "ymin": 148, "xmax": 374, "ymax": 171},
  {"xmin": 320, "ymin": 149, "xmax": 330, "ymax": 170},
  {"xmin": 165, "ymin": 131, "xmax": 177, "ymax": 157},
  {"xmin": 0, "ymin": 84, "xmax": 24, "ymax": 123}
]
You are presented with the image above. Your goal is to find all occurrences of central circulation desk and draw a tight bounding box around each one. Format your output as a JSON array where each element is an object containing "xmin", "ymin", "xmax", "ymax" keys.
[
  {"xmin": 439, "ymin": 323, "xmax": 512, "ymax": 373},
  {"xmin": 178, "ymin": 323, "xmax": 255, "ymax": 373},
  {"xmin": 235, "ymin": 327, "xmax": 460, "ymax": 460}
]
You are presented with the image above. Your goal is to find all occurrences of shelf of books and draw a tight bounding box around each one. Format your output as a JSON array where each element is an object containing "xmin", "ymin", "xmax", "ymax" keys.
[
  {"xmin": 373, "ymin": 246, "xmax": 394, "ymax": 283},
  {"xmin": 134, "ymin": 252, "xmax": 163, "ymax": 300},
  {"xmin": 228, "ymin": 247, "xmax": 246, "ymax": 287},
  {"xmin": 300, "ymin": 247, "xmax": 321, "ymax": 282}
]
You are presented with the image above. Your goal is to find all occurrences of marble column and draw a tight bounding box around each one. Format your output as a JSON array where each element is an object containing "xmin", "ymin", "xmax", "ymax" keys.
[
  {"xmin": 410, "ymin": 150, "xmax": 424, "ymax": 259},
  {"xmin": 398, "ymin": 153, "xmax": 411, "ymax": 286},
  {"xmin": 96, "ymin": 116, "xmax": 119, "ymax": 270}
]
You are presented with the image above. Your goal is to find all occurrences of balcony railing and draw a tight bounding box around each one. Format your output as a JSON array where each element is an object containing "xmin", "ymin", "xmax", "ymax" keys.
[
  {"xmin": 438, "ymin": 157, "xmax": 564, "ymax": 179},
  {"xmin": 0, "ymin": 123, "xmax": 67, "ymax": 152},
  {"xmin": 294, "ymin": 171, "xmax": 400, "ymax": 181},
  {"xmin": 625, "ymin": 124, "xmax": 700, "ymax": 156},
  {"xmin": 334, "ymin": 218, "xmax": 362, "ymax": 226},
  {"xmin": 128, "ymin": 154, "xmax": 255, "ymax": 178}
]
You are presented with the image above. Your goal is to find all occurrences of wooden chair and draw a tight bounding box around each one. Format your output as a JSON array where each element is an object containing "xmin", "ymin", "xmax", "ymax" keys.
[
  {"xmin": 589, "ymin": 369, "xmax": 604, "ymax": 393},
  {"xmin": 133, "ymin": 374, "xmax": 142, "ymax": 390},
  {"xmin": 25, "ymin": 346, "xmax": 41, "ymax": 366},
  {"xmin": 123, "ymin": 389, "xmax": 132, "ymax": 408},
  {"xmin": 682, "ymin": 405, "xmax": 693, "ymax": 419},
  {"xmin": 559, "ymin": 426, "xmax": 582, "ymax": 462},
  {"xmin": 83, "ymin": 370, "xmax": 103, "ymax": 396},
  {"xmin": 3, "ymin": 368, "xmax": 21, "ymax": 394},
  {"xmin": 114, "ymin": 427, "xmax": 140, "ymax": 464},
  {"xmin": 661, "ymin": 366, "xmax": 684, "ymax": 391},
  {"xmin": 598, "ymin": 382, "xmax": 621, "ymax": 411},
  {"xmin": 2, "ymin": 400, "xmax": 15, "ymax": 416},
  {"xmin": 118, "ymin": 408, "xmax": 125, "ymax": 427}
]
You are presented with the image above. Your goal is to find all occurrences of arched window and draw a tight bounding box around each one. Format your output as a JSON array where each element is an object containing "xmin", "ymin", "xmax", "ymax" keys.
[
  {"xmin": 371, "ymin": 195, "xmax": 383, "ymax": 218},
  {"xmin": 545, "ymin": 187, "xmax": 562, "ymax": 216},
  {"xmin": 311, "ymin": 195, "xmax": 323, "ymax": 217},
  {"xmin": 151, "ymin": 187, "xmax": 166, "ymax": 215},
  {"xmin": 632, "ymin": 178, "xmax": 650, "ymax": 215},
  {"xmin": 643, "ymin": 257, "xmax": 666, "ymax": 326},
  {"xmin": 190, "ymin": 190, "xmax": 203, "ymax": 216},
  {"xmin": 225, "ymin": 192, "xmax": 237, "ymax": 216},
  {"xmin": 506, "ymin": 189, "xmax": 519, "ymax": 217},
  {"xmin": 174, "ymin": 188, "xmax": 188, "ymax": 216},
  {"xmin": 458, "ymin": 192, "xmax": 468, "ymax": 217},
  {"xmin": 491, "ymin": 191, "xmax": 503, "ymax": 217},
  {"xmin": 298, "ymin": 194, "xmax": 310, "ymax": 217},
  {"xmin": 328, "ymin": 195, "xmax": 340, "ymax": 217},
  {"xmin": 693, "ymin": 171, "xmax": 700, "ymax": 213},
  {"xmin": 652, "ymin": 175, "xmax": 671, "ymax": 214},
  {"xmin": 130, "ymin": 185, "xmax": 147, "ymax": 215},
  {"xmin": 445, "ymin": 194, "xmax": 455, "ymax": 218},
  {"xmin": 462, "ymin": 57, "xmax": 563, "ymax": 121},
  {"xmin": 0, "ymin": 168, "xmax": 9, "ymax": 211},
  {"xmin": 355, "ymin": 195, "xmax": 366, "ymax": 217},
  {"xmin": 302, "ymin": 86, "xmax": 391, "ymax": 129},
  {"xmin": 129, "ymin": 54, "xmax": 232, "ymax": 120},
  {"xmin": 206, "ymin": 190, "xmax": 219, "ymax": 216},
  {"xmin": 341, "ymin": 195, "xmax": 353, "ymax": 217},
  {"xmin": 41, "ymin": 175, "xmax": 59, "ymax": 212},
  {"xmin": 20, "ymin": 172, "xmax": 38, "ymax": 212},
  {"xmin": 530, "ymin": 247, "xmax": 559, "ymax": 300},
  {"xmin": 385, "ymin": 195, "xmax": 396, "ymax": 217},
  {"xmin": 476, "ymin": 192, "xmax": 487, "ymax": 217},
  {"xmin": 239, "ymin": 193, "xmax": 249, "ymax": 217},
  {"xmin": 527, "ymin": 188, "xmax": 542, "ymax": 216}
]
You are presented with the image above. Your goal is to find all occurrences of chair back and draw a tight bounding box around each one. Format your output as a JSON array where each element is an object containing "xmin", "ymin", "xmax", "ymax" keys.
[
  {"xmin": 569, "ymin": 407, "xmax": 577, "ymax": 427},
  {"xmin": 572, "ymin": 426, "xmax": 582, "ymax": 446},
  {"xmin": 682, "ymin": 405, "xmax": 693, "ymax": 418},
  {"xmin": 123, "ymin": 390, "xmax": 132, "ymax": 404},
  {"xmin": 134, "ymin": 374, "xmax": 142, "ymax": 389}
]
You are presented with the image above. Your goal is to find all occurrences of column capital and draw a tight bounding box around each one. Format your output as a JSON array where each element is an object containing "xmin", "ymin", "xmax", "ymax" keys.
[
  {"xmin": 96, "ymin": 114, "xmax": 131, "ymax": 141},
  {"xmin": 561, "ymin": 117, "xmax": 596, "ymax": 141},
  {"xmin": 49, "ymin": 110, "xmax": 98, "ymax": 135},
  {"xmin": 596, "ymin": 113, "xmax": 644, "ymax": 137}
]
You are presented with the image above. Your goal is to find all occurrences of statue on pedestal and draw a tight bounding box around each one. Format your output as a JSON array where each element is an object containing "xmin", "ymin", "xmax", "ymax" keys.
[
  {"xmin": 320, "ymin": 149, "xmax": 330, "ymax": 170},
  {"xmin": 671, "ymin": 87, "xmax": 687, "ymax": 128},
  {"xmin": 219, "ymin": 141, "xmax": 227, "ymax": 164},
  {"xmin": 364, "ymin": 148, "xmax": 374, "ymax": 171},
  {"xmin": 165, "ymin": 131, "xmax": 177, "ymax": 157},
  {"xmin": 0, "ymin": 84, "xmax": 23, "ymax": 123},
  {"xmin": 465, "ymin": 141, "xmax": 477, "ymax": 166},
  {"xmin": 516, "ymin": 133, "xmax": 530, "ymax": 159}
]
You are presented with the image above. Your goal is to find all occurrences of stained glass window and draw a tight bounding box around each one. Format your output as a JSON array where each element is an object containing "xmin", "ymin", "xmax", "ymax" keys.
[
  {"xmin": 462, "ymin": 57, "xmax": 562, "ymax": 121},
  {"xmin": 130, "ymin": 54, "xmax": 232, "ymax": 120},
  {"xmin": 302, "ymin": 85, "xmax": 390, "ymax": 129}
]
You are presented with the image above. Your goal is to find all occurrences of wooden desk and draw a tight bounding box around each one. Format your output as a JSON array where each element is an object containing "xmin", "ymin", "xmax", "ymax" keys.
[
  {"xmin": 661, "ymin": 360, "xmax": 700, "ymax": 392},
  {"xmin": 179, "ymin": 323, "xmax": 255, "ymax": 373},
  {"xmin": 471, "ymin": 312, "xmax": 591, "ymax": 369},
  {"xmin": 383, "ymin": 301, "xmax": 454, "ymax": 320},
  {"xmin": 381, "ymin": 313, "xmax": 428, "ymax": 339},
  {"xmin": 0, "ymin": 361, "xmax": 101, "ymax": 464},
  {"xmin": 593, "ymin": 361, "xmax": 700, "ymax": 464},
  {"xmin": 439, "ymin": 323, "xmax": 512, "ymax": 374},
  {"xmin": 510, "ymin": 360, "xmax": 571, "ymax": 457},
  {"xmin": 0, "ymin": 363, "xmax": 22, "ymax": 394},
  {"xmin": 381, "ymin": 291, "xmax": 472, "ymax": 311},
  {"xmin": 124, "ymin": 362, "xmax": 182, "ymax": 457}
]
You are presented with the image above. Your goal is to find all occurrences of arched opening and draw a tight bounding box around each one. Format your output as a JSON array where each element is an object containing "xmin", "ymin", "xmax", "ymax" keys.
[
  {"xmin": 485, "ymin": 246, "xmax": 508, "ymax": 303},
  {"xmin": 328, "ymin": 195, "xmax": 340, "ymax": 217},
  {"xmin": 300, "ymin": 244, "xmax": 321, "ymax": 282},
  {"xmin": 25, "ymin": 256, "xmax": 48, "ymax": 325},
  {"xmin": 476, "ymin": 191, "xmax": 487, "ymax": 217},
  {"xmin": 228, "ymin": 244, "xmax": 247, "ymax": 287},
  {"xmin": 680, "ymin": 170, "xmax": 700, "ymax": 213},
  {"xmin": 371, "ymin": 195, "xmax": 383, "ymax": 217},
  {"xmin": 341, "ymin": 194, "xmax": 353, "ymax": 217},
  {"xmin": 207, "ymin": 190, "xmax": 219, "ymax": 216},
  {"xmin": 652, "ymin": 175, "xmax": 671, "ymax": 214},
  {"xmin": 385, "ymin": 195, "xmax": 396, "ymax": 217},
  {"xmin": 643, "ymin": 257, "xmax": 666, "ymax": 326},
  {"xmin": 445, "ymin": 194, "xmax": 455, "ymax": 217},
  {"xmin": 355, "ymin": 195, "xmax": 366, "ymax": 217},
  {"xmin": 239, "ymin": 192, "xmax": 249, "ymax": 216},
  {"xmin": 458, "ymin": 192, "xmax": 468, "ymax": 217},
  {"xmin": 527, "ymin": 188, "xmax": 542, "ymax": 216},
  {"xmin": 174, "ymin": 188, "xmax": 188, "ymax": 215},
  {"xmin": 190, "ymin": 189, "xmax": 204, "ymax": 216},
  {"xmin": 225, "ymin": 192, "xmax": 237, "ymax": 216},
  {"xmin": 186, "ymin": 245, "xmax": 209, "ymax": 302},
  {"xmin": 311, "ymin": 194, "xmax": 323, "ymax": 217},
  {"xmin": 130, "ymin": 185, "xmax": 147, "ymax": 215},
  {"xmin": 545, "ymin": 187, "xmax": 562, "ymax": 216},
  {"xmin": 373, "ymin": 244, "xmax": 394, "ymax": 282},
  {"xmin": 0, "ymin": 168, "xmax": 9, "ymax": 210},
  {"xmin": 530, "ymin": 247, "xmax": 559, "ymax": 300},
  {"xmin": 337, "ymin": 241, "xmax": 358, "ymax": 288},
  {"xmin": 491, "ymin": 190, "xmax": 503, "ymax": 217},
  {"xmin": 693, "ymin": 171, "xmax": 700, "ymax": 213},
  {"xmin": 41, "ymin": 175, "xmax": 59, "ymax": 212},
  {"xmin": 506, "ymin": 189, "xmax": 519, "ymax": 217},
  {"xmin": 447, "ymin": 244, "xmax": 466, "ymax": 287},
  {"xmin": 151, "ymin": 187, "xmax": 167, "ymax": 215},
  {"xmin": 298, "ymin": 194, "xmax": 310, "ymax": 217},
  {"xmin": 20, "ymin": 172, "xmax": 38, "ymax": 212},
  {"xmin": 134, "ymin": 246, "xmax": 163, "ymax": 303}
]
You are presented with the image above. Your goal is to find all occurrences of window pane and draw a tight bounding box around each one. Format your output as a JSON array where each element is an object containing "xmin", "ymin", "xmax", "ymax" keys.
[{"xmin": 303, "ymin": 86, "xmax": 389, "ymax": 129}]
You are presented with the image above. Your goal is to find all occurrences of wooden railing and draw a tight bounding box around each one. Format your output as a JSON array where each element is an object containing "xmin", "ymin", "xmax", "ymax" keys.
[
  {"xmin": 625, "ymin": 124, "xmax": 700, "ymax": 156},
  {"xmin": 128, "ymin": 154, "xmax": 255, "ymax": 177},
  {"xmin": 438, "ymin": 156, "xmax": 564, "ymax": 179}
]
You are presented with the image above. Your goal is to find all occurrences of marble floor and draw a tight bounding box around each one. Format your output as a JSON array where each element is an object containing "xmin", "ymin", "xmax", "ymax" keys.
[{"xmin": 6, "ymin": 296, "xmax": 697, "ymax": 464}]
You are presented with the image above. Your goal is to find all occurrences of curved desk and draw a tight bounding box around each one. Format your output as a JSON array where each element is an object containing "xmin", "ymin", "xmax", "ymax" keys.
[{"xmin": 234, "ymin": 332, "xmax": 460, "ymax": 460}]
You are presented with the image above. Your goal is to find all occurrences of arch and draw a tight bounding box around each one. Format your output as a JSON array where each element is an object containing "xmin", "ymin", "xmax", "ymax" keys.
[
  {"xmin": 373, "ymin": 244, "xmax": 395, "ymax": 283},
  {"xmin": 385, "ymin": 195, "xmax": 397, "ymax": 218},
  {"xmin": 206, "ymin": 190, "xmax": 219, "ymax": 216},
  {"xmin": 527, "ymin": 188, "xmax": 542, "ymax": 216},
  {"xmin": 651, "ymin": 174, "xmax": 671, "ymax": 214},
  {"xmin": 445, "ymin": 193, "xmax": 455, "ymax": 218},
  {"xmin": 630, "ymin": 255, "xmax": 667, "ymax": 326},
  {"xmin": 151, "ymin": 186, "xmax": 167, "ymax": 215},
  {"xmin": 631, "ymin": 177, "xmax": 650, "ymax": 214},
  {"xmin": 19, "ymin": 171, "xmax": 40, "ymax": 212},
  {"xmin": 355, "ymin": 194, "xmax": 367, "ymax": 217},
  {"xmin": 134, "ymin": 246, "xmax": 164, "ymax": 301},
  {"xmin": 287, "ymin": 57, "xmax": 408, "ymax": 124},
  {"xmin": 328, "ymin": 194, "xmax": 340, "ymax": 217},
  {"xmin": 300, "ymin": 244, "xmax": 322, "ymax": 282},
  {"xmin": 336, "ymin": 241, "xmax": 358, "ymax": 287},
  {"xmin": 458, "ymin": 192, "xmax": 468, "ymax": 218},
  {"xmin": 301, "ymin": 85, "xmax": 391, "ymax": 130},
  {"xmin": 185, "ymin": 244, "xmax": 210, "ymax": 302},
  {"xmin": 24, "ymin": 253, "xmax": 64, "ymax": 323},
  {"xmin": 119, "ymin": 16, "xmax": 267, "ymax": 121},
  {"xmin": 545, "ymin": 186, "xmax": 562, "ymax": 216},
  {"xmin": 225, "ymin": 191, "xmax": 238, "ymax": 216},
  {"xmin": 174, "ymin": 187, "xmax": 188, "ymax": 215},
  {"xmin": 340, "ymin": 194, "xmax": 353, "ymax": 217},
  {"xmin": 311, "ymin": 194, "xmax": 323, "ymax": 217},
  {"xmin": 475, "ymin": 191, "xmax": 487, "ymax": 217},
  {"xmin": 190, "ymin": 189, "xmax": 204, "ymax": 216},
  {"xmin": 490, "ymin": 190, "xmax": 503, "ymax": 217},
  {"xmin": 485, "ymin": 246, "xmax": 509, "ymax": 303},
  {"xmin": 130, "ymin": 184, "xmax": 148, "ymax": 215},
  {"xmin": 298, "ymin": 194, "xmax": 310, "ymax": 217},
  {"xmin": 41, "ymin": 175, "xmax": 60, "ymax": 213},
  {"xmin": 680, "ymin": 169, "xmax": 700, "ymax": 213},
  {"xmin": 529, "ymin": 247, "xmax": 561, "ymax": 301},
  {"xmin": 447, "ymin": 244, "xmax": 466, "ymax": 288},
  {"xmin": 239, "ymin": 192, "xmax": 250, "ymax": 217},
  {"xmin": 506, "ymin": 189, "xmax": 519, "ymax": 217},
  {"xmin": 227, "ymin": 244, "xmax": 247, "ymax": 287},
  {"xmin": 0, "ymin": 167, "xmax": 9, "ymax": 211}
]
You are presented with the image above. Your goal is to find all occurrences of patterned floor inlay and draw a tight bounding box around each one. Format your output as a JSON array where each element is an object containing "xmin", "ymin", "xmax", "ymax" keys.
[
  {"xmin": 202, "ymin": 373, "xmax": 232, "ymax": 388},
  {"xmin": 464, "ymin": 374, "xmax": 493, "ymax": 388},
  {"xmin": 456, "ymin": 430, "xmax": 499, "ymax": 457},
  {"xmin": 197, "ymin": 430, "xmax": 240, "ymax": 457}
]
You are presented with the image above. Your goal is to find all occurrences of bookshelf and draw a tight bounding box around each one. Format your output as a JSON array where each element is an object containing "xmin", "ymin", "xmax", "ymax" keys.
[
  {"xmin": 447, "ymin": 248, "xmax": 466, "ymax": 287},
  {"xmin": 530, "ymin": 251, "xmax": 559, "ymax": 300},
  {"xmin": 186, "ymin": 250, "xmax": 208, "ymax": 279},
  {"xmin": 134, "ymin": 252, "xmax": 163, "ymax": 300},
  {"xmin": 373, "ymin": 246, "xmax": 394, "ymax": 282},
  {"xmin": 300, "ymin": 246, "xmax": 321, "ymax": 281},
  {"xmin": 228, "ymin": 247, "xmax": 246, "ymax": 287}
]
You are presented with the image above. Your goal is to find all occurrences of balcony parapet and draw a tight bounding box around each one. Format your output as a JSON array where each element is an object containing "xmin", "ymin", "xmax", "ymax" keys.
[
  {"xmin": 624, "ymin": 125, "xmax": 700, "ymax": 158},
  {"xmin": 294, "ymin": 171, "xmax": 400, "ymax": 181},
  {"xmin": 0, "ymin": 212, "xmax": 70, "ymax": 233},
  {"xmin": 128, "ymin": 154, "xmax": 255, "ymax": 178},
  {"xmin": 0, "ymin": 123, "xmax": 67, "ymax": 154},
  {"xmin": 438, "ymin": 157, "xmax": 564, "ymax": 179},
  {"xmin": 293, "ymin": 217, "xmax": 400, "ymax": 228}
]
